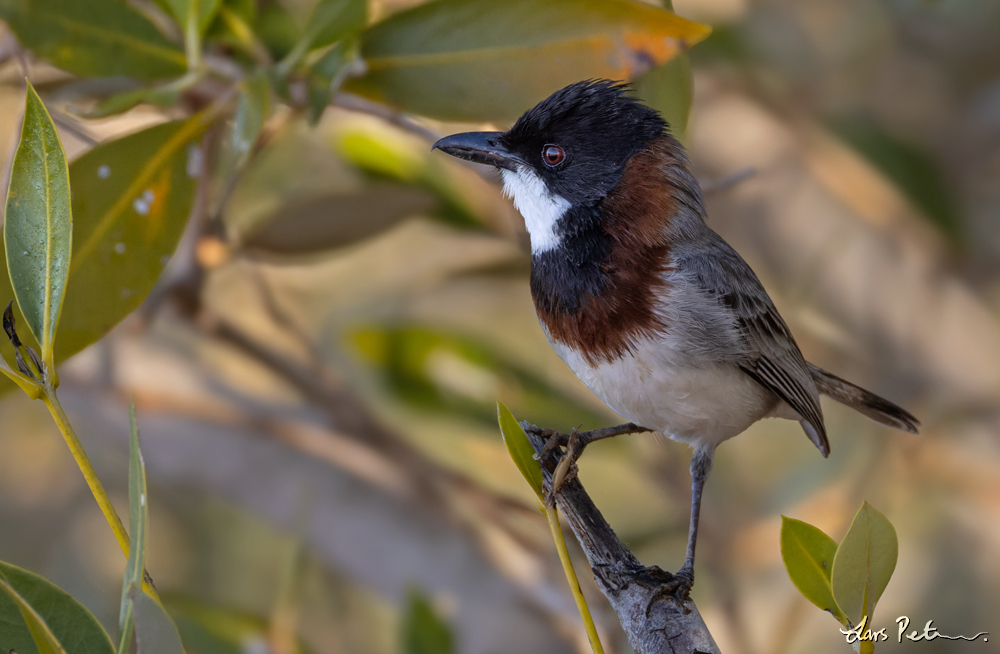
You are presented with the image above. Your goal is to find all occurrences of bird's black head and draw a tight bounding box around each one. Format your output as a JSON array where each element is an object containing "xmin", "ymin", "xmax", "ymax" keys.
[{"xmin": 433, "ymin": 80, "xmax": 667, "ymax": 206}]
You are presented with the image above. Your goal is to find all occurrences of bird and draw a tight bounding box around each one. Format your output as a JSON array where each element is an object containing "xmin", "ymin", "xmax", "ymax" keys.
[{"xmin": 431, "ymin": 79, "xmax": 919, "ymax": 597}]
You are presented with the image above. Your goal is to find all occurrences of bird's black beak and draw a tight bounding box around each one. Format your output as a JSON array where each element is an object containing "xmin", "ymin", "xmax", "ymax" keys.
[{"xmin": 431, "ymin": 131, "xmax": 523, "ymax": 172}]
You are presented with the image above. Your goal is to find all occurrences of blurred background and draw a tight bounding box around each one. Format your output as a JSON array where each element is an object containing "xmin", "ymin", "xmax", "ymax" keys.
[{"xmin": 0, "ymin": 0, "xmax": 998, "ymax": 652}]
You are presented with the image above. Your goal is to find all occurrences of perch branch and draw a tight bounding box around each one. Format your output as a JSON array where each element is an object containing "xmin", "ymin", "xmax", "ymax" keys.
[{"xmin": 523, "ymin": 424, "xmax": 722, "ymax": 654}]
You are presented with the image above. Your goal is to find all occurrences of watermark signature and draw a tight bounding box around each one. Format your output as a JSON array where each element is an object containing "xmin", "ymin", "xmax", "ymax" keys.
[{"xmin": 841, "ymin": 616, "xmax": 989, "ymax": 644}]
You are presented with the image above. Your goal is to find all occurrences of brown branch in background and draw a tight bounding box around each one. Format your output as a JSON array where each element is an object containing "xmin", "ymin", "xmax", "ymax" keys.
[
  {"xmin": 333, "ymin": 92, "xmax": 442, "ymax": 143},
  {"xmin": 701, "ymin": 167, "xmax": 756, "ymax": 195},
  {"xmin": 524, "ymin": 424, "xmax": 722, "ymax": 654}
]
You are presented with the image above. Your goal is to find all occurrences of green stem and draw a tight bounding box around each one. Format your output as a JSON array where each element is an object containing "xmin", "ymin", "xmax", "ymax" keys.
[
  {"xmin": 42, "ymin": 386, "xmax": 130, "ymax": 556},
  {"xmin": 41, "ymin": 385, "xmax": 161, "ymax": 602},
  {"xmin": 545, "ymin": 505, "xmax": 605, "ymax": 654}
]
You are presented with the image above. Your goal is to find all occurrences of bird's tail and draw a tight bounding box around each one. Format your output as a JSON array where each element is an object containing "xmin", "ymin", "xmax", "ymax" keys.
[{"xmin": 808, "ymin": 363, "xmax": 920, "ymax": 434}]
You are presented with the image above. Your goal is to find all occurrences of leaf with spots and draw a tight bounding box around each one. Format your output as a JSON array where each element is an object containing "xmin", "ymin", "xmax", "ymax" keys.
[
  {"xmin": 4, "ymin": 82, "xmax": 72, "ymax": 373},
  {"xmin": 0, "ymin": 111, "xmax": 214, "ymax": 395},
  {"xmin": 58, "ymin": 113, "xmax": 213, "ymax": 360}
]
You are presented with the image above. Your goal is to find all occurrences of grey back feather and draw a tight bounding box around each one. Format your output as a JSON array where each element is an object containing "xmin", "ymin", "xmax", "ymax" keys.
[{"xmin": 672, "ymin": 224, "xmax": 829, "ymax": 455}]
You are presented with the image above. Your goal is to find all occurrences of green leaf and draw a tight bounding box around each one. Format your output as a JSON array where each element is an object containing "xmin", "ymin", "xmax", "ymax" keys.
[
  {"xmin": 632, "ymin": 52, "xmax": 692, "ymax": 139},
  {"xmin": 308, "ymin": 0, "xmax": 366, "ymax": 51},
  {"xmin": 0, "ymin": 561, "xmax": 114, "ymax": 654},
  {"xmin": 497, "ymin": 402, "xmax": 544, "ymax": 503},
  {"xmin": 0, "ymin": 0, "xmax": 187, "ymax": 81},
  {"xmin": 831, "ymin": 501, "xmax": 898, "ymax": 626},
  {"xmin": 132, "ymin": 588, "xmax": 185, "ymax": 654},
  {"xmin": 307, "ymin": 39, "xmax": 359, "ymax": 124},
  {"xmin": 0, "ymin": 577, "xmax": 66, "ymax": 654},
  {"xmin": 348, "ymin": 0, "xmax": 711, "ymax": 122},
  {"xmin": 830, "ymin": 114, "xmax": 963, "ymax": 246},
  {"xmin": 350, "ymin": 327, "xmax": 609, "ymax": 429},
  {"xmin": 401, "ymin": 589, "xmax": 454, "ymax": 654},
  {"xmin": 780, "ymin": 516, "xmax": 849, "ymax": 625},
  {"xmin": 85, "ymin": 87, "xmax": 182, "ymax": 120},
  {"xmin": 152, "ymin": 0, "xmax": 223, "ymax": 35},
  {"xmin": 57, "ymin": 115, "xmax": 211, "ymax": 359},
  {"xmin": 0, "ymin": 112, "xmax": 213, "ymax": 396},
  {"xmin": 4, "ymin": 82, "xmax": 72, "ymax": 372},
  {"xmin": 254, "ymin": 1, "xmax": 300, "ymax": 61},
  {"xmin": 117, "ymin": 404, "xmax": 149, "ymax": 654},
  {"xmin": 209, "ymin": 71, "xmax": 270, "ymax": 215},
  {"xmin": 166, "ymin": 596, "xmax": 269, "ymax": 654},
  {"xmin": 275, "ymin": 0, "xmax": 365, "ymax": 77},
  {"xmin": 230, "ymin": 73, "xmax": 271, "ymax": 172}
]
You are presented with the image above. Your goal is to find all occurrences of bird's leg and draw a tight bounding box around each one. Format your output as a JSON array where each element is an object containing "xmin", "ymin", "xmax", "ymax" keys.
[{"xmin": 647, "ymin": 447, "xmax": 715, "ymax": 608}]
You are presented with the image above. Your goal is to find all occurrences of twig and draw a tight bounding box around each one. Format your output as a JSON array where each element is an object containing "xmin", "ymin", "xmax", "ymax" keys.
[
  {"xmin": 523, "ymin": 424, "xmax": 722, "ymax": 654},
  {"xmin": 702, "ymin": 167, "xmax": 756, "ymax": 195},
  {"xmin": 332, "ymin": 92, "xmax": 442, "ymax": 143}
]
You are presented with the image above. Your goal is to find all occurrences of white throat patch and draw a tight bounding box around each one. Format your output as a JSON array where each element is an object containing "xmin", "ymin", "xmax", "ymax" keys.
[{"xmin": 501, "ymin": 167, "xmax": 569, "ymax": 253}]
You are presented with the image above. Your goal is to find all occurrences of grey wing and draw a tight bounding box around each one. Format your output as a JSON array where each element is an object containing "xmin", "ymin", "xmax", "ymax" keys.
[{"xmin": 678, "ymin": 229, "xmax": 829, "ymax": 455}]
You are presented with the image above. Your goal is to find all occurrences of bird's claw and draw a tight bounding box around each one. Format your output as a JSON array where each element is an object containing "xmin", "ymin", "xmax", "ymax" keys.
[
  {"xmin": 537, "ymin": 428, "xmax": 568, "ymax": 462},
  {"xmin": 540, "ymin": 426, "xmax": 585, "ymax": 505}
]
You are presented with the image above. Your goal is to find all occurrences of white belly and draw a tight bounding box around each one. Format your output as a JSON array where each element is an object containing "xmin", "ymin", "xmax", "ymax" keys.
[{"xmin": 549, "ymin": 335, "xmax": 776, "ymax": 450}]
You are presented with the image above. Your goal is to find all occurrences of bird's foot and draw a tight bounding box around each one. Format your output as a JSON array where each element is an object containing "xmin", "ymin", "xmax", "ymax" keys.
[
  {"xmin": 526, "ymin": 422, "xmax": 649, "ymax": 504},
  {"xmin": 538, "ymin": 425, "xmax": 584, "ymax": 504},
  {"xmin": 645, "ymin": 565, "xmax": 695, "ymax": 616}
]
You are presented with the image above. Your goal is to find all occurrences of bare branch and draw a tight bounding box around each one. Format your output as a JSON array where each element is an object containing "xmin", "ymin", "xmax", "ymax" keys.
[
  {"xmin": 701, "ymin": 167, "xmax": 756, "ymax": 195},
  {"xmin": 524, "ymin": 424, "xmax": 722, "ymax": 654}
]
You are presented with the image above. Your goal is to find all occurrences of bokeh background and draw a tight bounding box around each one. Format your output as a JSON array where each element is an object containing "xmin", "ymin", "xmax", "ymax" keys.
[{"xmin": 0, "ymin": 0, "xmax": 998, "ymax": 652}]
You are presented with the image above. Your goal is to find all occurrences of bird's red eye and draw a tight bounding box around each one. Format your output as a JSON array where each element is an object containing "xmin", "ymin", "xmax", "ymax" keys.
[{"xmin": 542, "ymin": 144, "xmax": 565, "ymax": 167}]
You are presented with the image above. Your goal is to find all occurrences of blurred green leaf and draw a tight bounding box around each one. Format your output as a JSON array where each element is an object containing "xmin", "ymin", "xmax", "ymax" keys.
[
  {"xmin": 117, "ymin": 404, "xmax": 149, "ymax": 654},
  {"xmin": 223, "ymin": 0, "xmax": 255, "ymax": 23},
  {"xmin": 132, "ymin": 588, "xmax": 185, "ymax": 654},
  {"xmin": 632, "ymin": 52, "xmax": 692, "ymax": 139},
  {"xmin": 348, "ymin": 0, "xmax": 711, "ymax": 122},
  {"xmin": 0, "ymin": 561, "xmax": 114, "ymax": 654},
  {"xmin": 0, "ymin": 0, "xmax": 187, "ymax": 80},
  {"xmin": 401, "ymin": 588, "xmax": 454, "ymax": 654},
  {"xmin": 231, "ymin": 73, "xmax": 271, "ymax": 171},
  {"xmin": 85, "ymin": 86, "xmax": 182, "ymax": 119},
  {"xmin": 167, "ymin": 596, "xmax": 268, "ymax": 654},
  {"xmin": 780, "ymin": 516, "xmax": 849, "ymax": 625},
  {"xmin": 307, "ymin": 0, "xmax": 366, "ymax": 52},
  {"xmin": 4, "ymin": 82, "xmax": 72, "ymax": 372},
  {"xmin": 244, "ymin": 182, "xmax": 436, "ymax": 254},
  {"xmin": 497, "ymin": 402, "xmax": 544, "ymax": 503},
  {"xmin": 831, "ymin": 501, "xmax": 898, "ymax": 626},
  {"xmin": 351, "ymin": 326, "xmax": 608, "ymax": 429},
  {"xmin": 333, "ymin": 130, "xmax": 481, "ymax": 228},
  {"xmin": 152, "ymin": 0, "xmax": 222, "ymax": 35},
  {"xmin": 211, "ymin": 71, "xmax": 271, "ymax": 214},
  {"xmin": 307, "ymin": 39, "xmax": 359, "ymax": 124},
  {"xmin": 57, "ymin": 115, "xmax": 211, "ymax": 359},
  {"xmin": 254, "ymin": 1, "xmax": 300, "ymax": 61},
  {"xmin": 276, "ymin": 0, "xmax": 365, "ymax": 78},
  {"xmin": 830, "ymin": 115, "xmax": 963, "ymax": 245},
  {"xmin": 0, "ymin": 113, "xmax": 213, "ymax": 396}
]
